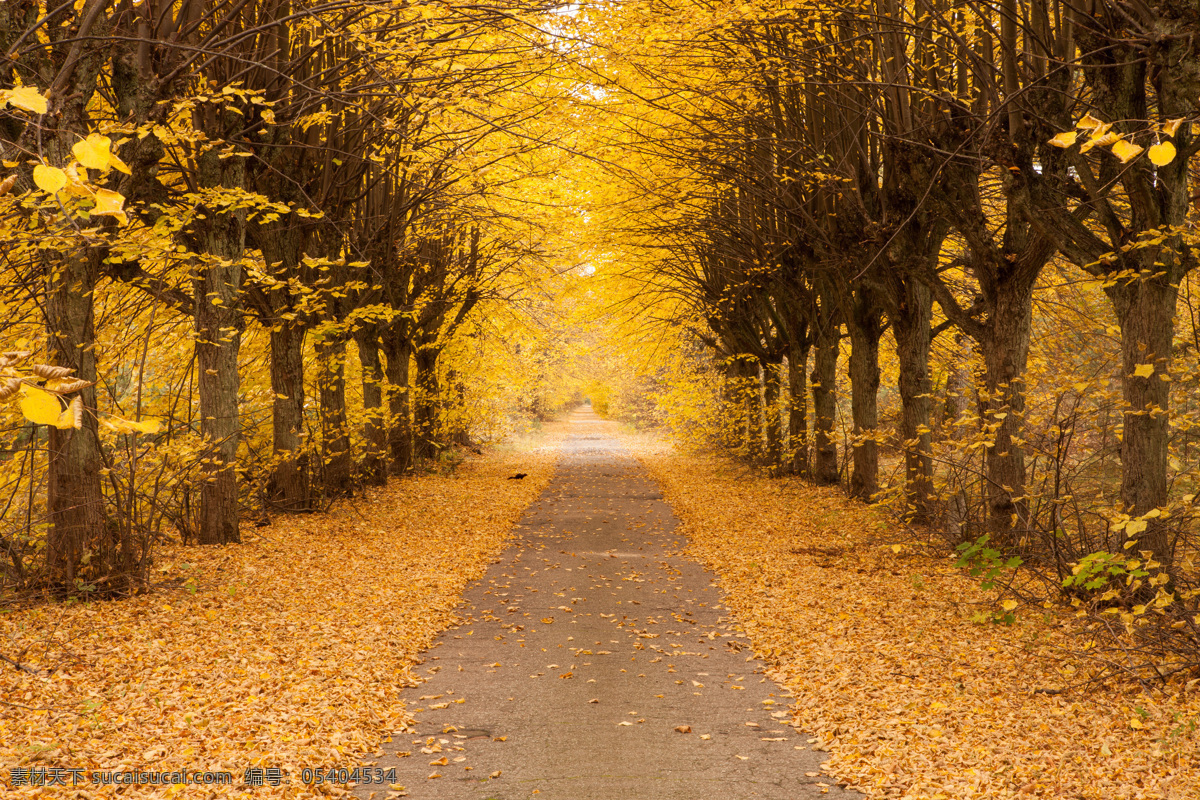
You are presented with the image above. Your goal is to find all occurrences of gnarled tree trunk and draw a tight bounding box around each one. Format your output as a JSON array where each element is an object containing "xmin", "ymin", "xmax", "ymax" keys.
[
  {"xmin": 787, "ymin": 343, "xmax": 811, "ymax": 477},
  {"xmin": 1108, "ymin": 275, "xmax": 1179, "ymax": 569},
  {"xmin": 382, "ymin": 334, "xmax": 413, "ymax": 473},
  {"xmin": 46, "ymin": 251, "xmax": 108, "ymax": 586},
  {"xmin": 811, "ymin": 326, "xmax": 840, "ymax": 486},
  {"xmin": 413, "ymin": 343, "xmax": 441, "ymax": 461},
  {"xmin": 762, "ymin": 357, "xmax": 783, "ymax": 469},
  {"xmin": 978, "ymin": 279, "xmax": 1034, "ymax": 547},
  {"xmin": 194, "ymin": 146, "xmax": 245, "ymax": 546},
  {"xmin": 317, "ymin": 332, "xmax": 352, "ymax": 498},
  {"xmin": 847, "ymin": 289, "xmax": 882, "ymax": 500},
  {"xmin": 354, "ymin": 328, "xmax": 388, "ymax": 486},
  {"xmin": 266, "ymin": 321, "xmax": 309, "ymax": 509},
  {"xmin": 893, "ymin": 279, "xmax": 933, "ymax": 521}
]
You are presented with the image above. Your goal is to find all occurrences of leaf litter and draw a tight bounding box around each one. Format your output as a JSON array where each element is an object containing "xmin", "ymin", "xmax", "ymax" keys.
[
  {"xmin": 627, "ymin": 437, "xmax": 1200, "ymax": 800},
  {"xmin": 0, "ymin": 433, "xmax": 561, "ymax": 798}
]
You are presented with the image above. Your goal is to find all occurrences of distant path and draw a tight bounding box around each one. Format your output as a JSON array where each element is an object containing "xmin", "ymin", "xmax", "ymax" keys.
[{"xmin": 355, "ymin": 408, "xmax": 853, "ymax": 799}]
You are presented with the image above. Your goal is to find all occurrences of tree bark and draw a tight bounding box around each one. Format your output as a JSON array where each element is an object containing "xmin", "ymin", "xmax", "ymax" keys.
[
  {"xmin": 811, "ymin": 321, "xmax": 840, "ymax": 486},
  {"xmin": 787, "ymin": 343, "xmax": 811, "ymax": 477},
  {"xmin": 317, "ymin": 332, "xmax": 352, "ymax": 498},
  {"xmin": 382, "ymin": 334, "xmax": 413, "ymax": 473},
  {"xmin": 1108, "ymin": 275, "xmax": 1178, "ymax": 568},
  {"xmin": 847, "ymin": 290, "xmax": 882, "ymax": 500},
  {"xmin": 762, "ymin": 357, "xmax": 783, "ymax": 469},
  {"xmin": 266, "ymin": 321, "xmax": 309, "ymax": 510},
  {"xmin": 45, "ymin": 252, "xmax": 108, "ymax": 586},
  {"xmin": 354, "ymin": 329, "xmax": 388, "ymax": 486},
  {"xmin": 978, "ymin": 281, "xmax": 1034, "ymax": 547},
  {"xmin": 193, "ymin": 148, "xmax": 245, "ymax": 546},
  {"xmin": 893, "ymin": 279, "xmax": 934, "ymax": 521},
  {"xmin": 413, "ymin": 343, "xmax": 441, "ymax": 461}
]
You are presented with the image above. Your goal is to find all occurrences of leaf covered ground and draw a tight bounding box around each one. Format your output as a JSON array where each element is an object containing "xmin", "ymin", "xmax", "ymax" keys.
[
  {"xmin": 0, "ymin": 433, "xmax": 560, "ymax": 798},
  {"xmin": 627, "ymin": 437, "xmax": 1200, "ymax": 800}
]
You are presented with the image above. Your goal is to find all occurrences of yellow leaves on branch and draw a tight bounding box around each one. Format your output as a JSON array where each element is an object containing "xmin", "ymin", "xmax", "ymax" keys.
[
  {"xmin": 1058, "ymin": 112, "xmax": 1180, "ymax": 166},
  {"xmin": 17, "ymin": 383, "xmax": 82, "ymax": 429},
  {"xmin": 27, "ymin": 133, "xmax": 130, "ymax": 220},
  {"xmin": 73, "ymin": 133, "xmax": 132, "ymax": 175},
  {"xmin": 103, "ymin": 415, "xmax": 162, "ymax": 434},
  {"xmin": 2, "ymin": 352, "xmax": 93, "ymax": 429}
]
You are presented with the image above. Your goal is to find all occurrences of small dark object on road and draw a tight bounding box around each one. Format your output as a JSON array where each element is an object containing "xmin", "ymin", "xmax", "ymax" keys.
[{"xmin": 507, "ymin": 473, "xmax": 527, "ymax": 480}]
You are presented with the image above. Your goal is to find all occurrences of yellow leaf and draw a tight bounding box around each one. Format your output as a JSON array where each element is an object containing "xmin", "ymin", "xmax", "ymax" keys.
[
  {"xmin": 1079, "ymin": 132, "xmax": 1119, "ymax": 154},
  {"xmin": 1110, "ymin": 139, "xmax": 1143, "ymax": 163},
  {"xmin": 18, "ymin": 384, "xmax": 66, "ymax": 426},
  {"xmin": 1126, "ymin": 519, "xmax": 1148, "ymax": 536},
  {"xmin": 1076, "ymin": 113, "xmax": 1104, "ymax": 130},
  {"xmin": 1001, "ymin": 599, "xmax": 1018, "ymax": 612},
  {"xmin": 1133, "ymin": 363, "xmax": 1154, "ymax": 379},
  {"xmin": 7, "ymin": 86, "xmax": 48, "ymax": 115},
  {"xmin": 73, "ymin": 134, "xmax": 112, "ymax": 170},
  {"xmin": 104, "ymin": 415, "xmax": 162, "ymax": 434},
  {"xmin": 1128, "ymin": 716, "xmax": 1143, "ymax": 730},
  {"xmin": 1161, "ymin": 119, "xmax": 1184, "ymax": 138},
  {"xmin": 108, "ymin": 151, "xmax": 132, "ymax": 175},
  {"xmin": 91, "ymin": 188, "xmax": 128, "ymax": 223},
  {"xmin": 57, "ymin": 395, "xmax": 82, "ymax": 430},
  {"xmin": 1147, "ymin": 141, "xmax": 1176, "ymax": 167},
  {"xmin": 33, "ymin": 164, "xmax": 68, "ymax": 194},
  {"xmin": 1047, "ymin": 131, "xmax": 1077, "ymax": 148}
]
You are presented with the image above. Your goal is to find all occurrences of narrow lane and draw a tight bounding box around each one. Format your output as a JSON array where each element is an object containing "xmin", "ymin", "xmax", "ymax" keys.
[{"xmin": 356, "ymin": 409, "xmax": 852, "ymax": 799}]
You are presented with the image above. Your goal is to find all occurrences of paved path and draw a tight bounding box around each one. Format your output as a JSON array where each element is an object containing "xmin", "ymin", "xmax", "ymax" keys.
[{"xmin": 356, "ymin": 409, "xmax": 852, "ymax": 799}]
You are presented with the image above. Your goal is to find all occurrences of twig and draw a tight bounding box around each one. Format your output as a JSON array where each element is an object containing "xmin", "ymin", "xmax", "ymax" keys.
[{"xmin": 0, "ymin": 652, "xmax": 43, "ymax": 675}]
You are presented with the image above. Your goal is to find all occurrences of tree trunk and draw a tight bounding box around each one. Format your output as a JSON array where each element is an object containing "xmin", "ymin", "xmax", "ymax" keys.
[
  {"xmin": 381, "ymin": 334, "xmax": 413, "ymax": 474},
  {"xmin": 45, "ymin": 251, "xmax": 108, "ymax": 587},
  {"xmin": 1108, "ymin": 275, "xmax": 1178, "ymax": 570},
  {"xmin": 317, "ymin": 332, "xmax": 352, "ymax": 498},
  {"xmin": 354, "ymin": 329, "xmax": 388, "ymax": 486},
  {"xmin": 266, "ymin": 321, "xmax": 309, "ymax": 510},
  {"xmin": 739, "ymin": 356, "xmax": 763, "ymax": 463},
  {"xmin": 811, "ymin": 325, "xmax": 839, "ymax": 486},
  {"xmin": 762, "ymin": 358, "xmax": 783, "ymax": 469},
  {"xmin": 413, "ymin": 344, "xmax": 441, "ymax": 461},
  {"xmin": 847, "ymin": 292, "xmax": 882, "ymax": 501},
  {"xmin": 787, "ymin": 343, "xmax": 811, "ymax": 477},
  {"xmin": 446, "ymin": 369, "xmax": 471, "ymax": 446},
  {"xmin": 942, "ymin": 333, "xmax": 973, "ymax": 426},
  {"xmin": 979, "ymin": 283, "xmax": 1034, "ymax": 548},
  {"xmin": 893, "ymin": 279, "xmax": 934, "ymax": 521},
  {"xmin": 193, "ymin": 149, "xmax": 245, "ymax": 546}
]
